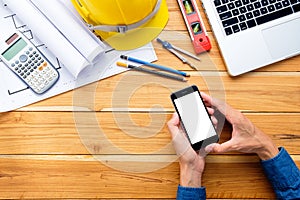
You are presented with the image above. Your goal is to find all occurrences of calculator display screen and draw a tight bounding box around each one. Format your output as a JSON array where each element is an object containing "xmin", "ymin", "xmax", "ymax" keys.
[{"xmin": 2, "ymin": 38, "xmax": 27, "ymax": 61}]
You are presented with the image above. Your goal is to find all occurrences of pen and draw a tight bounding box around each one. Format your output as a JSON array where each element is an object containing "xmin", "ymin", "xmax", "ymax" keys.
[
  {"xmin": 117, "ymin": 62, "xmax": 187, "ymax": 82},
  {"xmin": 120, "ymin": 55, "xmax": 190, "ymax": 77}
]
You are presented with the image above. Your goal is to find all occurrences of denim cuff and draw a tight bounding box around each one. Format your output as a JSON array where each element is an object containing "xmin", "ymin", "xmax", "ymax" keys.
[
  {"xmin": 177, "ymin": 185, "xmax": 206, "ymax": 200},
  {"xmin": 261, "ymin": 147, "xmax": 300, "ymax": 199}
]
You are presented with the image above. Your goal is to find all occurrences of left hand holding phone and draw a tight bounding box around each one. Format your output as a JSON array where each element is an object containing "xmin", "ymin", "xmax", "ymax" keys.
[{"xmin": 167, "ymin": 112, "xmax": 205, "ymax": 187}]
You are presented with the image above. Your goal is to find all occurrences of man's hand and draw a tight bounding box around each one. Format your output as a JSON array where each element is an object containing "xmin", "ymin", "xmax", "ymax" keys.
[
  {"xmin": 201, "ymin": 92, "xmax": 279, "ymax": 160},
  {"xmin": 167, "ymin": 112, "xmax": 205, "ymax": 187}
]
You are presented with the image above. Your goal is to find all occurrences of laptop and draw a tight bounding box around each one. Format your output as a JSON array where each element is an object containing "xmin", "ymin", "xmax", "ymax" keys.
[{"xmin": 201, "ymin": 0, "xmax": 300, "ymax": 76}]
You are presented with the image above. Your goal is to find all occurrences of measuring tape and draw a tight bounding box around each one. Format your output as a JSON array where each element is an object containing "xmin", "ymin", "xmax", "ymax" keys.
[{"xmin": 177, "ymin": 0, "xmax": 211, "ymax": 54}]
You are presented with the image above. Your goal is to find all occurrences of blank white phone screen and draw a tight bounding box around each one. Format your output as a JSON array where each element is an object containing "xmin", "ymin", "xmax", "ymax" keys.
[{"xmin": 174, "ymin": 91, "xmax": 216, "ymax": 144}]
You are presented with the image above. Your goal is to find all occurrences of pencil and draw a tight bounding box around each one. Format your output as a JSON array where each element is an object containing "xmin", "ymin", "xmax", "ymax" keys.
[
  {"xmin": 120, "ymin": 55, "xmax": 190, "ymax": 77},
  {"xmin": 117, "ymin": 62, "xmax": 187, "ymax": 82}
]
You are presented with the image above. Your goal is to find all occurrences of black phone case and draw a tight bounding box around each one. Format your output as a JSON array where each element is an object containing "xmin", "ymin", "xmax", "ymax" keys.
[{"xmin": 170, "ymin": 85, "xmax": 219, "ymax": 150}]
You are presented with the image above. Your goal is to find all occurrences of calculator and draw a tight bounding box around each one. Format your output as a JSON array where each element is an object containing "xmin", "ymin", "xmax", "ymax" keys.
[{"xmin": 0, "ymin": 31, "xmax": 59, "ymax": 94}]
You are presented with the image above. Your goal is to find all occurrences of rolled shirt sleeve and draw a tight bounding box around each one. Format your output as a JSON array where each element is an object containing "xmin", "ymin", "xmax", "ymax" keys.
[
  {"xmin": 177, "ymin": 185, "xmax": 206, "ymax": 200},
  {"xmin": 261, "ymin": 147, "xmax": 300, "ymax": 199},
  {"xmin": 176, "ymin": 147, "xmax": 299, "ymax": 200}
]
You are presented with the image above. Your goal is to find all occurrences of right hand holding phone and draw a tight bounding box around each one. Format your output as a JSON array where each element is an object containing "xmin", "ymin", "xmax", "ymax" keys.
[{"xmin": 201, "ymin": 92, "xmax": 279, "ymax": 160}]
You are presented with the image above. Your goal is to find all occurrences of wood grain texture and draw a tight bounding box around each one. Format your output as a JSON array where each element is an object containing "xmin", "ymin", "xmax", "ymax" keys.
[
  {"xmin": 0, "ymin": 156, "xmax": 298, "ymax": 199},
  {"xmin": 0, "ymin": 0, "xmax": 299, "ymax": 199},
  {"xmin": 21, "ymin": 72, "xmax": 300, "ymax": 112},
  {"xmin": 0, "ymin": 112, "xmax": 298, "ymax": 154}
]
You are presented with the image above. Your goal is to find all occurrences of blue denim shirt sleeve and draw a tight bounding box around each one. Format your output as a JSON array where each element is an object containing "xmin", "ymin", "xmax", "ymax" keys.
[
  {"xmin": 176, "ymin": 147, "xmax": 299, "ymax": 200},
  {"xmin": 176, "ymin": 185, "xmax": 206, "ymax": 200},
  {"xmin": 261, "ymin": 147, "xmax": 300, "ymax": 200}
]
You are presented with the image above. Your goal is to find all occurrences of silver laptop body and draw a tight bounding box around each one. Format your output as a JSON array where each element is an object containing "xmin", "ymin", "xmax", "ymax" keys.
[{"xmin": 201, "ymin": 0, "xmax": 300, "ymax": 76}]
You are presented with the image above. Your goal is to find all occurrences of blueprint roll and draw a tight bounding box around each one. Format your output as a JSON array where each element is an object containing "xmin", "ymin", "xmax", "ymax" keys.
[
  {"xmin": 3, "ymin": 0, "xmax": 90, "ymax": 77},
  {"xmin": 29, "ymin": 0, "xmax": 105, "ymax": 64}
]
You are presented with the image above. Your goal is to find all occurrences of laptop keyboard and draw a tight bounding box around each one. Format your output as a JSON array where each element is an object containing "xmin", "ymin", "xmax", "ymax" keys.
[{"xmin": 213, "ymin": 0, "xmax": 300, "ymax": 35}]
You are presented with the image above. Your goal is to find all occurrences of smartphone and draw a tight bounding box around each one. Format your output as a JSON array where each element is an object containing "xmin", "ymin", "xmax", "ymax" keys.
[
  {"xmin": 170, "ymin": 85, "xmax": 219, "ymax": 150},
  {"xmin": 0, "ymin": 31, "xmax": 59, "ymax": 94}
]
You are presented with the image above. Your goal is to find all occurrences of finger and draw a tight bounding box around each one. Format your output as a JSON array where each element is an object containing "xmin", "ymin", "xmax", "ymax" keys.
[
  {"xmin": 206, "ymin": 140, "xmax": 234, "ymax": 153},
  {"xmin": 200, "ymin": 92, "xmax": 228, "ymax": 117},
  {"xmin": 201, "ymin": 92, "xmax": 236, "ymax": 124},
  {"xmin": 167, "ymin": 112, "xmax": 190, "ymax": 142},
  {"xmin": 167, "ymin": 112, "xmax": 180, "ymax": 137},
  {"xmin": 209, "ymin": 98, "xmax": 239, "ymax": 125},
  {"xmin": 211, "ymin": 116, "xmax": 218, "ymax": 127},
  {"xmin": 207, "ymin": 107, "xmax": 215, "ymax": 115},
  {"xmin": 167, "ymin": 113, "xmax": 192, "ymax": 155},
  {"xmin": 198, "ymin": 148, "xmax": 209, "ymax": 158},
  {"xmin": 204, "ymin": 143, "xmax": 217, "ymax": 153},
  {"xmin": 200, "ymin": 92, "xmax": 212, "ymax": 107}
]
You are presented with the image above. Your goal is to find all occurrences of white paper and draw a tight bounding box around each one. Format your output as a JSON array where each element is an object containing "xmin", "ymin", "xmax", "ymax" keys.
[
  {"xmin": 0, "ymin": 0, "xmax": 157, "ymax": 112},
  {"xmin": 2, "ymin": 0, "xmax": 92, "ymax": 77},
  {"xmin": 29, "ymin": 0, "xmax": 105, "ymax": 64}
]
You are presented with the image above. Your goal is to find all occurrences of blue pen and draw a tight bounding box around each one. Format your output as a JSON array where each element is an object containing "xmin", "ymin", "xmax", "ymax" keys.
[{"xmin": 120, "ymin": 55, "xmax": 190, "ymax": 77}]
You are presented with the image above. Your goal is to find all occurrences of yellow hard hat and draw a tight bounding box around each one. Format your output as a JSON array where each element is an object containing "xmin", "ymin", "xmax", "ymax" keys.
[{"xmin": 71, "ymin": 0, "xmax": 169, "ymax": 50}]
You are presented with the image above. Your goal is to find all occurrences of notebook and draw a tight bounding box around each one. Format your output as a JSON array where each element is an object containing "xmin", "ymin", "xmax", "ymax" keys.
[{"xmin": 201, "ymin": 0, "xmax": 300, "ymax": 76}]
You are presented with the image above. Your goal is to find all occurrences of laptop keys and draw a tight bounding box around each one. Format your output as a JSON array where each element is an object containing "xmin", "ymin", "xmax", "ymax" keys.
[
  {"xmin": 224, "ymin": 27, "xmax": 233, "ymax": 35},
  {"xmin": 256, "ymin": 7, "xmax": 293, "ymax": 25},
  {"xmin": 293, "ymin": 4, "xmax": 300, "ymax": 12},
  {"xmin": 222, "ymin": 17, "xmax": 239, "ymax": 27},
  {"xmin": 214, "ymin": 0, "xmax": 221, "ymax": 7},
  {"xmin": 217, "ymin": 5, "xmax": 227, "ymax": 13},
  {"xmin": 214, "ymin": 0, "xmax": 300, "ymax": 36},
  {"xmin": 235, "ymin": 1, "xmax": 243, "ymax": 7},
  {"xmin": 220, "ymin": 11, "xmax": 232, "ymax": 20},
  {"xmin": 239, "ymin": 22, "xmax": 247, "ymax": 30},
  {"xmin": 246, "ymin": 19, "xmax": 256, "ymax": 28}
]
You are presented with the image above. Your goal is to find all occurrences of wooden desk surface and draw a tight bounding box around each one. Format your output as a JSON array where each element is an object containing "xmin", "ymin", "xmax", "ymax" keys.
[{"xmin": 0, "ymin": 0, "xmax": 299, "ymax": 199}]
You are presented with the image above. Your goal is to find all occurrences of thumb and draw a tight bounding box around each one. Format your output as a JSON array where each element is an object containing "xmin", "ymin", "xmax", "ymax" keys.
[
  {"xmin": 205, "ymin": 140, "xmax": 234, "ymax": 153},
  {"xmin": 167, "ymin": 112, "xmax": 180, "ymax": 138},
  {"xmin": 167, "ymin": 113, "xmax": 192, "ymax": 156}
]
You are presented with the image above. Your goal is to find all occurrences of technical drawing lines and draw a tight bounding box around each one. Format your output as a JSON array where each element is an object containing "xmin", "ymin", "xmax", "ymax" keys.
[
  {"xmin": 55, "ymin": 57, "xmax": 62, "ymax": 70},
  {"xmin": 8, "ymin": 86, "xmax": 29, "ymax": 95},
  {"xmin": 3, "ymin": 14, "xmax": 26, "ymax": 29},
  {"xmin": 22, "ymin": 29, "xmax": 33, "ymax": 40}
]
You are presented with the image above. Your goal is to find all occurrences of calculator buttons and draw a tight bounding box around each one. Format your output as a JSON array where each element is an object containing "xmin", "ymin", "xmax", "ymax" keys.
[
  {"xmin": 21, "ymin": 57, "xmax": 57, "ymax": 93},
  {"xmin": 19, "ymin": 54, "xmax": 28, "ymax": 63},
  {"xmin": 2, "ymin": 39, "xmax": 59, "ymax": 94}
]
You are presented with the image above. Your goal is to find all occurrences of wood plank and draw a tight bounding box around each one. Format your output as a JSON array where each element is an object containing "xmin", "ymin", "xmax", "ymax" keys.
[
  {"xmin": 0, "ymin": 155, "xmax": 298, "ymax": 199},
  {"xmin": 0, "ymin": 112, "xmax": 298, "ymax": 154},
  {"xmin": 0, "ymin": 1, "xmax": 297, "ymax": 199},
  {"xmin": 23, "ymin": 72, "xmax": 300, "ymax": 112}
]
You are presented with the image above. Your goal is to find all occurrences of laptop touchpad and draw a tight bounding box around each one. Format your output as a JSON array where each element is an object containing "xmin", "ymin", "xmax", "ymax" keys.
[{"xmin": 262, "ymin": 17, "xmax": 300, "ymax": 59}]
